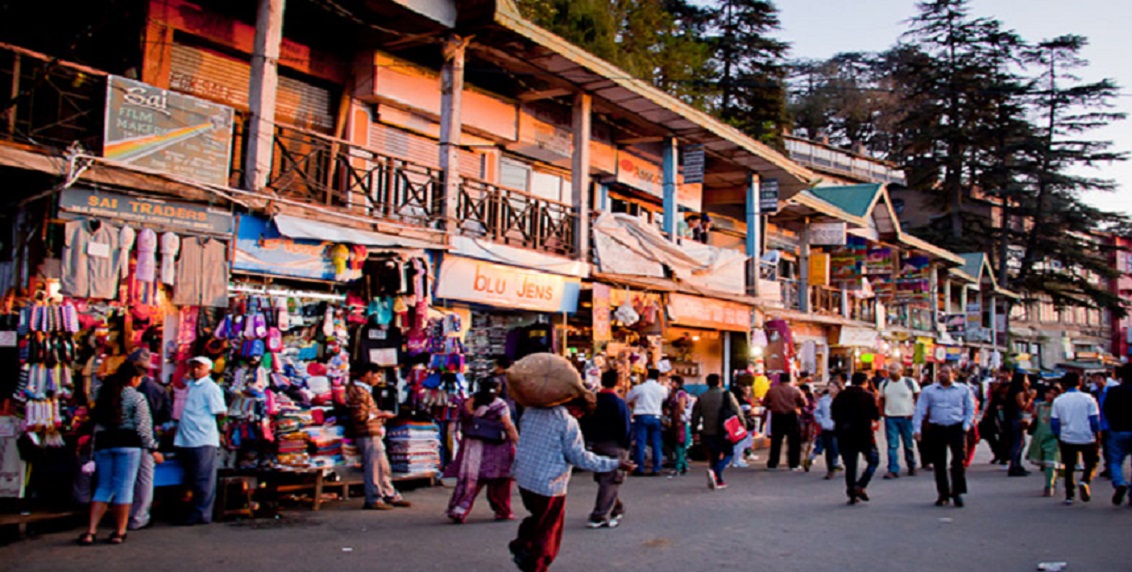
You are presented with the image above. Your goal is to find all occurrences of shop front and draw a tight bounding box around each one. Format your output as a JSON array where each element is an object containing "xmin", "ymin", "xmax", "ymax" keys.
[
  {"xmin": 829, "ymin": 325, "xmax": 881, "ymax": 376},
  {"xmin": 665, "ymin": 293, "xmax": 754, "ymax": 395}
]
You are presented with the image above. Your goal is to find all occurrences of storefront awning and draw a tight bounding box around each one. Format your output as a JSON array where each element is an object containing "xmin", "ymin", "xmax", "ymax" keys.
[{"xmin": 273, "ymin": 215, "xmax": 438, "ymax": 250}]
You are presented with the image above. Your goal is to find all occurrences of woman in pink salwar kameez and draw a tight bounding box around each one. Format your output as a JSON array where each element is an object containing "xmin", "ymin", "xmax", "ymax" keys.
[{"xmin": 446, "ymin": 379, "xmax": 519, "ymax": 523}]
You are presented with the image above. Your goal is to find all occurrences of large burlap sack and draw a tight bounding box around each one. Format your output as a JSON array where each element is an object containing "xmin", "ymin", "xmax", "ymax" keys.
[{"xmin": 507, "ymin": 353, "xmax": 588, "ymax": 408}]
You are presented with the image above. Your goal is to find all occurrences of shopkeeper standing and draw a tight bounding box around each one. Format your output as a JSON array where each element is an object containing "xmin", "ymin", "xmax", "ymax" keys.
[
  {"xmin": 175, "ymin": 356, "xmax": 227, "ymax": 525},
  {"xmin": 348, "ymin": 363, "xmax": 412, "ymax": 510}
]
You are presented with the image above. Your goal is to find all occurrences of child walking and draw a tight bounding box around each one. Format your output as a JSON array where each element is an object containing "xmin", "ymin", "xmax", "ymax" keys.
[{"xmin": 1027, "ymin": 384, "xmax": 1062, "ymax": 497}]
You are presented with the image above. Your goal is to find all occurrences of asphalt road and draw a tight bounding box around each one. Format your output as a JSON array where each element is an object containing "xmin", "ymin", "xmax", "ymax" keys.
[{"xmin": 3, "ymin": 444, "xmax": 1128, "ymax": 572}]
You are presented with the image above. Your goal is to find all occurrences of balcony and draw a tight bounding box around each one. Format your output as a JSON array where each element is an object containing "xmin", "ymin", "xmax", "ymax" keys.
[
  {"xmin": 0, "ymin": 43, "xmax": 106, "ymax": 151},
  {"xmin": 779, "ymin": 278, "xmax": 802, "ymax": 311},
  {"xmin": 458, "ymin": 178, "xmax": 576, "ymax": 257},
  {"xmin": 811, "ymin": 285, "xmax": 843, "ymax": 316}
]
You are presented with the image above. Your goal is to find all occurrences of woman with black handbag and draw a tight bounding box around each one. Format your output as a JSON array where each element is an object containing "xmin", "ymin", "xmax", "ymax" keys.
[{"xmin": 445, "ymin": 377, "xmax": 519, "ymax": 523}]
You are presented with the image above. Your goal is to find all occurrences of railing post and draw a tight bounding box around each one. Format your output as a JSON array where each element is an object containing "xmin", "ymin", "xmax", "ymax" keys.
[
  {"xmin": 244, "ymin": 0, "xmax": 286, "ymax": 192},
  {"xmin": 492, "ymin": 185, "xmax": 504, "ymax": 241},
  {"xmin": 439, "ymin": 34, "xmax": 469, "ymax": 235},
  {"xmin": 5, "ymin": 54, "xmax": 19, "ymax": 135}
]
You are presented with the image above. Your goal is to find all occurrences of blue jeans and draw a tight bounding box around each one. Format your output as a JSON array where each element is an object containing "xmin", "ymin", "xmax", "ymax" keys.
[
  {"xmin": 632, "ymin": 415, "xmax": 664, "ymax": 473},
  {"xmin": 820, "ymin": 431, "xmax": 841, "ymax": 471},
  {"xmin": 92, "ymin": 447, "xmax": 143, "ymax": 505},
  {"xmin": 1007, "ymin": 418, "xmax": 1026, "ymax": 471},
  {"xmin": 1108, "ymin": 431, "xmax": 1132, "ymax": 488},
  {"xmin": 705, "ymin": 434, "xmax": 734, "ymax": 484},
  {"xmin": 842, "ymin": 444, "xmax": 880, "ymax": 495},
  {"xmin": 885, "ymin": 417, "xmax": 916, "ymax": 474}
]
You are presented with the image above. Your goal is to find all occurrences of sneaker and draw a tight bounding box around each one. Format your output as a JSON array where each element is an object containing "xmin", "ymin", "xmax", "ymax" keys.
[
  {"xmin": 732, "ymin": 460, "xmax": 749, "ymax": 468},
  {"xmin": 586, "ymin": 519, "xmax": 608, "ymax": 529},
  {"xmin": 1079, "ymin": 483, "xmax": 1091, "ymax": 502},
  {"xmin": 363, "ymin": 501, "xmax": 394, "ymax": 511},
  {"xmin": 716, "ymin": 482, "xmax": 728, "ymax": 490},
  {"xmin": 1063, "ymin": 498, "xmax": 1075, "ymax": 506},
  {"xmin": 790, "ymin": 467, "xmax": 804, "ymax": 472},
  {"xmin": 610, "ymin": 513, "xmax": 623, "ymax": 527},
  {"xmin": 1112, "ymin": 485, "xmax": 1127, "ymax": 506},
  {"xmin": 706, "ymin": 469, "xmax": 718, "ymax": 490}
]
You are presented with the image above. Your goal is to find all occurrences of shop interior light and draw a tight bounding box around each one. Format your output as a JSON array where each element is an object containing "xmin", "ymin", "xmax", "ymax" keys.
[
  {"xmin": 893, "ymin": 349, "xmax": 902, "ymax": 358},
  {"xmin": 692, "ymin": 335, "xmax": 701, "ymax": 342},
  {"xmin": 751, "ymin": 346, "xmax": 764, "ymax": 356}
]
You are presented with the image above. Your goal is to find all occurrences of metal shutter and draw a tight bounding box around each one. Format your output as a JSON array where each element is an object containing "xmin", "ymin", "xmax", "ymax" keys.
[
  {"xmin": 169, "ymin": 43, "xmax": 334, "ymax": 132},
  {"xmin": 367, "ymin": 122, "xmax": 481, "ymax": 178}
]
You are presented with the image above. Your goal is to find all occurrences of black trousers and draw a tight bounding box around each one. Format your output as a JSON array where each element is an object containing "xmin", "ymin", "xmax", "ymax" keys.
[
  {"xmin": 925, "ymin": 423, "xmax": 967, "ymax": 498},
  {"xmin": 1059, "ymin": 441, "xmax": 1100, "ymax": 500},
  {"xmin": 768, "ymin": 412, "xmax": 801, "ymax": 469}
]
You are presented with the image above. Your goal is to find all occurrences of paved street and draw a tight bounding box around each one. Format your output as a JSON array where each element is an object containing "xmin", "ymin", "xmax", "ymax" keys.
[{"xmin": 3, "ymin": 443, "xmax": 1128, "ymax": 572}]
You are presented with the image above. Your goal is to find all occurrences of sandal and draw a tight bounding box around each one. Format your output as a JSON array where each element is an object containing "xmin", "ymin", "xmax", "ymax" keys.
[
  {"xmin": 108, "ymin": 532, "xmax": 127, "ymax": 545},
  {"xmin": 77, "ymin": 532, "xmax": 96, "ymax": 546}
]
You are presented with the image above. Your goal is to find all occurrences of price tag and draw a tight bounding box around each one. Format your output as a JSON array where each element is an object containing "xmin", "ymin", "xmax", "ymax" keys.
[{"xmin": 87, "ymin": 241, "xmax": 111, "ymax": 258}]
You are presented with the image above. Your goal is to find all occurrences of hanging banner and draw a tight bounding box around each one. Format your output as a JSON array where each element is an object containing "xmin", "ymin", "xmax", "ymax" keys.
[
  {"xmin": 838, "ymin": 326, "xmax": 878, "ymax": 348},
  {"xmin": 232, "ymin": 215, "xmax": 336, "ymax": 281},
  {"xmin": 104, "ymin": 75, "xmax": 234, "ymax": 187},
  {"xmin": 435, "ymin": 256, "xmax": 580, "ymax": 313},
  {"xmin": 592, "ymin": 283, "xmax": 612, "ymax": 342}
]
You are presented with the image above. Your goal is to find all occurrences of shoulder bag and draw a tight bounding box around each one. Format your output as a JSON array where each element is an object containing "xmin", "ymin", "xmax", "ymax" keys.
[{"xmin": 719, "ymin": 391, "xmax": 749, "ymax": 445}]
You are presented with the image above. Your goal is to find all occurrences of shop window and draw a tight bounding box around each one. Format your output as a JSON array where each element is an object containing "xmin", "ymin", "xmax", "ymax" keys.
[{"xmin": 530, "ymin": 170, "xmax": 566, "ymax": 203}]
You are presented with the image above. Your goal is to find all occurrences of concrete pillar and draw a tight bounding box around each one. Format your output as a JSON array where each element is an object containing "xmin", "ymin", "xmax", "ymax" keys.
[
  {"xmin": 439, "ymin": 35, "xmax": 469, "ymax": 231},
  {"xmin": 944, "ymin": 278, "xmax": 952, "ymax": 314},
  {"xmin": 746, "ymin": 173, "xmax": 762, "ymax": 298},
  {"xmin": 990, "ymin": 294, "xmax": 999, "ymax": 347},
  {"xmin": 244, "ymin": 0, "xmax": 286, "ymax": 191},
  {"xmin": 662, "ymin": 138, "xmax": 678, "ymax": 240},
  {"xmin": 571, "ymin": 92, "xmax": 592, "ymax": 260},
  {"xmin": 930, "ymin": 264, "xmax": 939, "ymax": 332}
]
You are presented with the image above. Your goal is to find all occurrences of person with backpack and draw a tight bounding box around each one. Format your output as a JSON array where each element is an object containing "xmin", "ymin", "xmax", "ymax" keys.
[
  {"xmin": 879, "ymin": 364, "xmax": 920, "ymax": 479},
  {"xmin": 691, "ymin": 374, "xmax": 746, "ymax": 490}
]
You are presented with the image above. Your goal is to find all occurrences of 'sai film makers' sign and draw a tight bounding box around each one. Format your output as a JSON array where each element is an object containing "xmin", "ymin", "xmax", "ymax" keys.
[{"xmin": 104, "ymin": 75, "xmax": 235, "ymax": 187}]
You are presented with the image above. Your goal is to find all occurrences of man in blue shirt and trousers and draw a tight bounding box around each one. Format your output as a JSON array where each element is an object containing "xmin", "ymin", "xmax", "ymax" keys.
[{"xmin": 914, "ymin": 365, "xmax": 975, "ymax": 507}]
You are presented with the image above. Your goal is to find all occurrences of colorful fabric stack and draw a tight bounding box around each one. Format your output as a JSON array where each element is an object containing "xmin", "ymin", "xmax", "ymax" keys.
[
  {"xmin": 305, "ymin": 425, "xmax": 344, "ymax": 468},
  {"xmin": 385, "ymin": 420, "xmax": 441, "ymax": 475}
]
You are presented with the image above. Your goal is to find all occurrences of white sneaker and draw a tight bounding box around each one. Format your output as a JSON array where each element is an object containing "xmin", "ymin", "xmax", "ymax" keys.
[
  {"xmin": 706, "ymin": 469, "xmax": 718, "ymax": 490},
  {"xmin": 608, "ymin": 514, "xmax": 622, "ymax": 528},
  {"xmin": 586, "ymin": 519, "xmax": 607, "ymax": 529},
  {"xmin": 732, "ymin": 460, "xmax": 749, "ymax": 468}
]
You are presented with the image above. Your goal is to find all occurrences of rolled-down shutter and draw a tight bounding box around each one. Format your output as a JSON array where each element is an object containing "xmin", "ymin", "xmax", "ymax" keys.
[
  {"xmin": 169, "ymin": 43, "xmax": 334, "ymax": 132},
  {"xmin": 367, "ymin": 122, "xmax": 481, "ymax": 178}
]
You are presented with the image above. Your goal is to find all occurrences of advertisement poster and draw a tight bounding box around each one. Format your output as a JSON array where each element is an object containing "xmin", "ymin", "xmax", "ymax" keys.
[
  {"xmin": 104, "ymin": 75, "xmax": 234, "ymax": 187},
  {"xmin": 232, "ymin": 215, "xmax": 336, "ymax": 281},
  {"xmin": 592, "ymin": 282, "xmax": 612, "ymax": 342}
]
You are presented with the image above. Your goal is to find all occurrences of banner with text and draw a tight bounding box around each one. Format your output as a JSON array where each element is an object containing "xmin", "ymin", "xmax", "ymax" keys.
[{"xmin": 435, "ymin": 256, "xmax": 580, "ymax": 313}]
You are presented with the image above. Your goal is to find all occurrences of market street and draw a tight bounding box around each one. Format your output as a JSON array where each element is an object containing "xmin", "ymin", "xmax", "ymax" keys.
[{"xmin": 3, "ymin": 447, "xmax": 1127, "ymax": 572}]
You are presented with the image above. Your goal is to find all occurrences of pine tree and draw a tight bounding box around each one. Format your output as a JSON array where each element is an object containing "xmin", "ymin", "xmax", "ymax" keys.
[
  {"xmin": 705, "ymin": 0, "xmax": 790, "ymax": 147},
  {"xmin": 1012, "ymin": 35, "xmax": 1128, "ymax": 314}
]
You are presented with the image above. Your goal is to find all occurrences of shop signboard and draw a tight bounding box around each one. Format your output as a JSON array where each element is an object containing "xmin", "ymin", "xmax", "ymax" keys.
[
  {"xmin": 615, "ymin": 151, "xmax": 663, "ymax": 198},
  {"xmin": 435, "ymin": 256, "xmax": 580, "ymax": 313},
  {"xmin": 59, "ymin": 188, "xmax": 234, "ymax": 235},
  {"xmin": 759, "ymin": 178, "xmax": 779, "ymax": 214},
  {"xmin": 945, "ymin": 313, "xmax": 966, "ymax": 337},
  {"xmin": 592, "ymin": 283, "xmax": 612, "ymax": 342},
  {"xmin": 682, "ymin": 144, "xmax": 705, "ymax": 184},
  {"xmin": 104, "ymin": 75, "xmax": 234, "ymax": 187},
  {"xmin": 667, "ymin": 293, "xmax": 750, "ymax": 332},
  {"xmin": 809, "ymin": 222, "xmax": 847, "ymax": 246},
  {"xmin": 838, "ymin": 326, "xmax": 878, "ymax": 348},
  {"xmin": 232, "ymin": 215, "xmax": 336, "ymax": 281},
  {"xmin": 966, "ymin": 302, "xmax": 987, "ymax": 342}
]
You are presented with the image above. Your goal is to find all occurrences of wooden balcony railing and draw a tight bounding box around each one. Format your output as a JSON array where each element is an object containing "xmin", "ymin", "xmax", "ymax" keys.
[
  {"xmin": 780, "ymin": 279, "xmax": 802, "ymax": 311},
  {"xmin": 265, "ymin": 123, "xmax": 443, "ymax": 228},
  {"xmin": 458, "ymin": 178, "xmax": 576, "ymax": 257},
  {"xmin": 811, "ymin": 285, "xmax": 843, "ymax": 316}
]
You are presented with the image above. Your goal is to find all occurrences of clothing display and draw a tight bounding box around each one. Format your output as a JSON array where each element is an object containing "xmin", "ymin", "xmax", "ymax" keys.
[
  {"xmin": 62, "ymin": 219, "xmax": 122, "ymax": 299},
  {"xmin": 173, "ymin": 237, "xmax": 229, "ymax": 308}
]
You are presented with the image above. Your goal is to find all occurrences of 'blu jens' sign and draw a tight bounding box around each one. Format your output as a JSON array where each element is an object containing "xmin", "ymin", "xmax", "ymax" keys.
[{"xmin": 232, "ymin": 215, "xmax": 335, "ymax": 280}]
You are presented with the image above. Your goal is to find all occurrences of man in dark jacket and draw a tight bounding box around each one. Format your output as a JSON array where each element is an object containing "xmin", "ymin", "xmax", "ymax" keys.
[
  {"xmin": 832, "ymin": 372, "xmax": 881, "ymax": 505},
  {"xmin": 690, "ymin": 374, "xmax": 746, "ymax": 490},
  {"xmin": 1104, "ymin": 363, "xmax": 1132, "ymax": 505},
  {"xmin": 581, "ymin": 369, "xmax": 632, "ymax": 528}
]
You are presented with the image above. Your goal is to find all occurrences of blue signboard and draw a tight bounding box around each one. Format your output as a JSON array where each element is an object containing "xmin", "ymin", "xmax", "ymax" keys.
[{"xmin": 232, "ymin": 215, "xmax": 336, "ymax": 280}]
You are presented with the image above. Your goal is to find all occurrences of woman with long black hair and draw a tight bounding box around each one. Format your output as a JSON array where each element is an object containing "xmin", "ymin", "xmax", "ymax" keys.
[
  {"xmin": 78, "ymin": 361, "xmax": 162, "ymax": 545},
  {"xmin": 1005, "ymin": 372, "xmax": 1035, "ymax": 477},
  {"xmin": 445, "ymin": 377, "xmax": 519, "ymax": 523}
]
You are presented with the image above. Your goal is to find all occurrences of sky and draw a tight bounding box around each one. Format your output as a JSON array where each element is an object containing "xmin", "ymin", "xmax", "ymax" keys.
[{"xmin": 775, "ymin": 0, "xmax": 1132, "ymax": 216}]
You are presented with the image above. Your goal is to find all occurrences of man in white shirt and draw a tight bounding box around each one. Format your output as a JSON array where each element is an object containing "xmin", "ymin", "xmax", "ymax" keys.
[
  {"xmin": 174, "ymin": 356, "xmax": 227, "ymax": 525},
  {"xmin": 625, "ymin": 369, "xmax": 669, "ymax": 476},
  {"xmin": 880, "ymin": 364, "xmax": 920, "ymax": 479},
  {"xmin": 1051, "ymin": 372, "xmax": 1101, "ymax": 505}
]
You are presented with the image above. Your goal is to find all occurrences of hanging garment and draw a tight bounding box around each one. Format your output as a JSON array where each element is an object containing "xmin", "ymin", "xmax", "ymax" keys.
[
  {"xmin": 160, "ymin": 232, "xmax": 181, "ymax": 286},
  {"xmin": 800, "ymin": 340, "xmax": 817, "ymax": 374},
  {"xmin": 118, "ymin": 226, "xmax": 136, "ymax": 280},
  {"xmin": 172, "ymin": 236, "xmax": 229, "ymax": 307},
  {"xmin": 61, "ymin": 219, "xmax": 121, "ymax": 299},
  {"xmin": 135, "ymin": 228, "xmax": 158, "ymax": 284}
]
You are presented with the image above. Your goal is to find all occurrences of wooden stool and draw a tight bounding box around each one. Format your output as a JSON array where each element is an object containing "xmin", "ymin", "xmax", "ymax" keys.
[{"xmin": 215, "ymin": 476, "xmax": 257, "ymax": 520}]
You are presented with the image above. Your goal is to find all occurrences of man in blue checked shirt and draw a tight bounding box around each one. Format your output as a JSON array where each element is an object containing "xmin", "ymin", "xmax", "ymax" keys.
[
  {"xmin": 913, "ymin": 365, "xmax": 976, "ymax": 508},
  {"xmin": 509, "ymin": 394, "xmax": 636, "ymax": 572}
]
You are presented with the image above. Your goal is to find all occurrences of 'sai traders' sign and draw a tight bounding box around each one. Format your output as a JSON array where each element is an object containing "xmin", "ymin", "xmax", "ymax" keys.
[
  {"xmin": 103, "ymin": 75, "xmax": 235, "ymax": 187},
  {"xmin": 59, "ymin": 188, "xmax": 234, "ymax": 235}
]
